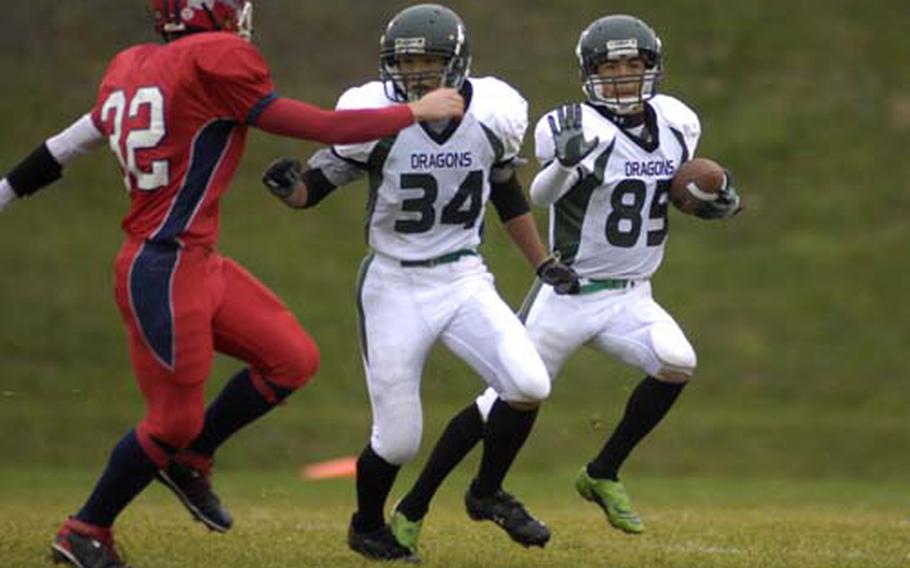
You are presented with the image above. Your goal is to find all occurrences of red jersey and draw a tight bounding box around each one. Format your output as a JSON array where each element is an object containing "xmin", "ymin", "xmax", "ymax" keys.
[{"xmin": 91, "ymin": 32, "xmax": 274, "ymax": 247}]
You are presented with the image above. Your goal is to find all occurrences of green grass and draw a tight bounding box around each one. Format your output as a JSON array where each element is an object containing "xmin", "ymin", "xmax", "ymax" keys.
[
  {"xmin": 2, "ymin": 468, "xmax": 907, "ymax": 568},
  {"xmin": 0, "ymin": 6, "xmax": 908, "ymax": 567}
]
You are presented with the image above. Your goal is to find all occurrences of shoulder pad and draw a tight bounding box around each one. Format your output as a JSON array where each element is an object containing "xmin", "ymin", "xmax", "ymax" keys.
[
  {"xmin": 650, "ymin": 95, "xmax": 700, "ymax": 131},
  {"xmin": 333, "ymin": 82, "xmax": 392, "ymax": 163},
  {"xmin": 469, "ymin": 77, "xmax": 529, "ymax": 160},
  {"xmin": 336, "ymin": 81, "xmax": 395, "ymax": 111},
  {"xmin": 650, "ymin": 94, "xmax": 700, "ymax": 155}
]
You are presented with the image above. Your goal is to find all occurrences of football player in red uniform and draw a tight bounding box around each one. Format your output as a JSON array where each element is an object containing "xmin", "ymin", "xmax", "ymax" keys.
[{"xmin": 0, "ymin": 2, "xmax": 463, "ymax": 567}]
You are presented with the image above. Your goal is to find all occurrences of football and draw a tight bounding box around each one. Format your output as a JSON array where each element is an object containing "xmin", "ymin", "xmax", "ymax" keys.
[{"xmin": 669, "ymin": 157, "xmax": 727, "ymax": 215}]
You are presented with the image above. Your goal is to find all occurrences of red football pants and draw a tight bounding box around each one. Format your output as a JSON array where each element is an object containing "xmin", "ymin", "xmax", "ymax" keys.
[{"xmin": 114, "ymin": 239, "xmax": 319, "ymax": 465}]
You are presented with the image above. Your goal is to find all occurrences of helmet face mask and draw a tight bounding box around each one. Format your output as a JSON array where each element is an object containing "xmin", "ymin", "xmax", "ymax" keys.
[
  {"xmin": 379, "ymin": 4, "xmax": 472, "ymax": 103},
  {"xmin": 388, "ymin": 53, "xmax": 452, "ymax": 102},
  {"xmin": 149, "ymin": 0, "xmax": 254, "ymax": 41},
  {"xmin": 583, "ymin": 54, "xmax": 660, "ymax": 115},
  {"xmin": 576, "ymin": 15, "xmax": 662, "ymax": 115}
]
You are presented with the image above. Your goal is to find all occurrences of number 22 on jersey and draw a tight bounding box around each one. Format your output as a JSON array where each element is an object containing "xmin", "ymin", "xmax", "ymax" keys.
[{"xmin": 101, "ymin": 88, "xmax": 169, "ymax": 192}]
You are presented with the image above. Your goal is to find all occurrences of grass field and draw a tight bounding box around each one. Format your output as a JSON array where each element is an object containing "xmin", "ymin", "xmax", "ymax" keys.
[
  {"xmin": 2, "ymin": 468, "xmax": 907, "ymax": 568},
  {"xmin": 1, "ymin": 2, "xmax": 908, "ymax": 567}
]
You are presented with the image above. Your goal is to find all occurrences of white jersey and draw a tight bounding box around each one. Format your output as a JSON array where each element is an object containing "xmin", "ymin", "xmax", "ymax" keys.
[
  {"xmin": 334, "ymin": 77, "xmax": 528, "ymax": 262},
  {"xmin": 534, "ymin": 95, "xmax": 700, "ymax": 280}
]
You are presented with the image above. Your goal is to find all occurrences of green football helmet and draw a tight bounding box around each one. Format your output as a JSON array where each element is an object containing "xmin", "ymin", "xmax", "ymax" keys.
[
  {"xmin": 576, "ymin": 15, "xmax": 662, "ymax": 114},
  {"xmin": 379, "ymin": 4, "xmax": 472, "ymax": 102}
]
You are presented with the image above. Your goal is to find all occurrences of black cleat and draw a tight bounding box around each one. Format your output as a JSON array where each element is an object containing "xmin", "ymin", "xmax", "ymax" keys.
[
  {"xmin": 347, "ymin": 515, "xmax": 421, "ymax": 563},
  {"xmin": 464, "ymin": 488, "xmax": 551, "ymax": 548},
  {"xmin": 156, "ymin": 452, "xmax": 232, "ymax": 532},
  {"xmin": 51, "ymin": 517, "xmax": 132, "ymax": 568}
]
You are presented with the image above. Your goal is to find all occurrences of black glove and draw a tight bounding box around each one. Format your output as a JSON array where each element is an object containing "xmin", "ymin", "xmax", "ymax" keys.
[
  {"xmin": 695, "ymin": 169, "xmax": 742, "ymax": 219},
  {"xmin": 537, "ymin": 256, "xmax": 580, "ymax": 295},
  {"xmin": 262, "ymin": 157, "xmax": 303, "ymax": 199}
]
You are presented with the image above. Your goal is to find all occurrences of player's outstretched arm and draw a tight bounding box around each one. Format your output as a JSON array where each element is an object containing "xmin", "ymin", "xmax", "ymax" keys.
[
  {"xmin": 262, "ymin": 148, "xmax": 366, "ymax": 209},
  {"xmin": 528, "ymin": 161, "xmax": 583, "ymax": 207},
  {"xmin": 0, "ymin": 114, "xmax": 103, "ymax": 212},
  {"xmin": 254, "ymin": 88, "xmax": 464, "ymax": 146}
]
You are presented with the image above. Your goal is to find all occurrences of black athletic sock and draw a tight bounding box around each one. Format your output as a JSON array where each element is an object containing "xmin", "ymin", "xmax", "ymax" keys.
[
  {"xmin": 75, "ymin": 429, "xmax": 159, "ymax": 527},
  {"xmin": 470, "ymin": 398, "xmax": 538, "ymax": 498},
  {"xmin": 588, "ymin": 376, "xmax": 686, "ymax": 480},
  {"xmin": 352, "ymin": 445, "xmax": 400, "ymax": 533},
  {"xmin": 397, "ymin": 403, "xmax": 485, "ymax": 521},
  {"xmin": 188, "ymin": 368, "xmax": 294, "ymax": 457}
]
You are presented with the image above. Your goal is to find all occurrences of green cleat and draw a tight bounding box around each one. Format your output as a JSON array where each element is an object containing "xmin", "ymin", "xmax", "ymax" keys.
[
  {"xmin": 390, "ymin": 509, "xmax": 423, "ymax": 555},
  {"xmin": 575, "ymin": 467, "xmax": 644, "ymax": 534}
]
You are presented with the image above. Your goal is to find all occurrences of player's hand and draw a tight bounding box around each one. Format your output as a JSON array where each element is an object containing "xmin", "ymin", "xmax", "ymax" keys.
[
  {"xmin": 695, "ymin": 169, "xmax": 742, "ymax": 219},
  {"xmin": 536, "ymin": 256, "xmax": 580, "ymax": 295},
  {"xmin": 0, "ymin": 179, "xmax": 15, "ymax": 212},
  {"xmin": 262, "ymin": 158, "xmax": 303, "ymax": 199},
  {"xmin": 409, "ymin": 88, "xmax": 465, "ymax": 122},
  {"xmin": 548, "ymin": 103, "xmax": 599, "ymax": 168}
]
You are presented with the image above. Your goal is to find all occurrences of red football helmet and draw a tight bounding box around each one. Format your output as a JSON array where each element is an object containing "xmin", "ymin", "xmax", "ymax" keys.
[{"xmin": 149, "ymin": 0, "xmax": 253, "ymax": 40}]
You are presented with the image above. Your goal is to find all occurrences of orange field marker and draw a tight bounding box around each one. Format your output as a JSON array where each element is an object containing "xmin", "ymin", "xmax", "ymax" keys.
[{"xmin": 301, "ymin": 455, "xmax": 358, "ymax": 480}]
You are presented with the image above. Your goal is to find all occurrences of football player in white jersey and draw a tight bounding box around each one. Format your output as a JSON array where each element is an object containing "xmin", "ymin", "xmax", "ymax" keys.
[
  {"xmin": 261, "ymin": 4, "xmax": 579, "ymax": 561},
  {"xmin": 392, "ymin": 13, "xmax": 742, "ymax": 543}
]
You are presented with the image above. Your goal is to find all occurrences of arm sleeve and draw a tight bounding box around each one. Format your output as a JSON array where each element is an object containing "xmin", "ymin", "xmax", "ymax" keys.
[
  {"xmin": 299, "ymin": 168, "xmax": 337, "ymax": 209},
  {"xmin": 528, "ymin": 112, "xmax": 580, "ymax": 207},
  {"xmin": 298, "ymin": 147, "xmax": 368, "ymax": 208},
  {"xmin": 254, "ymin": 97, "xmax": 414, "ymax": 145},
  {"xmin": 307, "ymin": 147, "xmax": 366, "ymax": 187},
  {"xmin": 4, "ymin": 113, "xmax": 104, "ymax": 198},
  {"xmin": 489, "ymin": 174, "xmax": 531, "ymax": 222},
  {"xmin": 529, "ymin": 161, "xmax": 582, "ymax": 207},
  {"xmin": 46, "ymin": 114, "xmax": 105, "ymax": 164}
]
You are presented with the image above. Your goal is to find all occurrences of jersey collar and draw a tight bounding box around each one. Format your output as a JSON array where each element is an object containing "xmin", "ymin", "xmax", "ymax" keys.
[
  {"xmin": 419, "ymin": 80, "xmax": 474, "ymax": 146},
  {"xmin": 586, "ymin": 101, "xmax": 660, "ymax": 153}
]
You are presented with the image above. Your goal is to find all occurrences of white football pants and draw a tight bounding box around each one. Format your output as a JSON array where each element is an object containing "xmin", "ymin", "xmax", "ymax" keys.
[
  {"xmin": 357, "ymin": 253, "xmax": 551, "ymax": 465},
  {"xmin": 476, "ymin": 280, "xmax": 696, "ymax": 419}
]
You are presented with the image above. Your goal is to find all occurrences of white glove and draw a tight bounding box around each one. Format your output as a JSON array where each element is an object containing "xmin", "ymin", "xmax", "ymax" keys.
[{"xmin": 0, "ymin": 179, "xmax": 15, "ymax": 212}]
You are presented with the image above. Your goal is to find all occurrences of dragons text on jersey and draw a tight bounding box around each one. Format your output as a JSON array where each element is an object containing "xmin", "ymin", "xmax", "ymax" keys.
[{"xmin": 334, "ymin": 76, "xmax": 527, "ymax": 261}]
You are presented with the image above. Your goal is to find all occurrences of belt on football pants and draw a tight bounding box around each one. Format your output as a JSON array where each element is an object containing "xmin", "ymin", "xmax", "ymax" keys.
[
  {"xmin": 400, "ymin": 249, "xmax": 478, "ymax": 268},
  {"xmin": 577, "ymin": 278, "xmax": 634, "ymax": 294}
]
